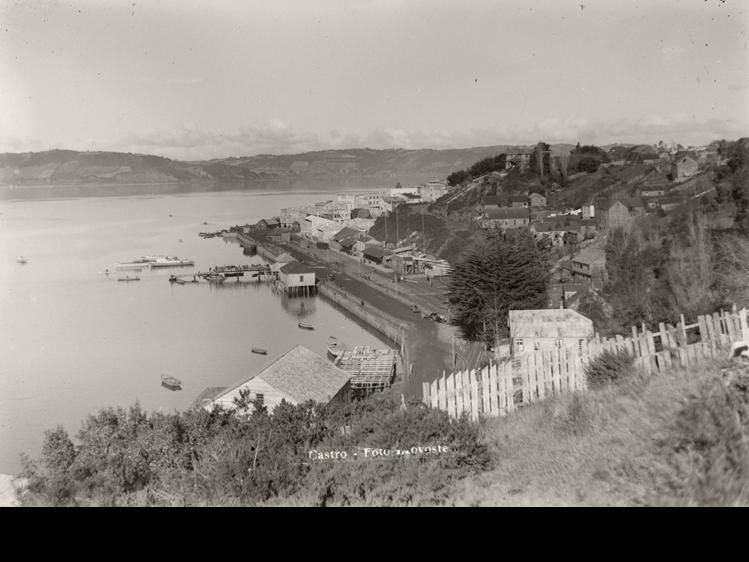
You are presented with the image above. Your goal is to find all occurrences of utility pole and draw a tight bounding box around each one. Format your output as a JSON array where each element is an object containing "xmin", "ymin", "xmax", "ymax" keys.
[
  {"xmin": 395, "ymin": 203, "xmax": 399, "ymax": 248},
  {"xmin": 421, "ymin": 204, "xmax": 426, "ymax": 253}
]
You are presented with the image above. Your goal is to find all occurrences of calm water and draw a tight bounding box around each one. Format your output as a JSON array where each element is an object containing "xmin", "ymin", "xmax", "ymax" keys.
[{"xmin": 0, "ymin": 188, "xmax": 387, "ymax": 474}]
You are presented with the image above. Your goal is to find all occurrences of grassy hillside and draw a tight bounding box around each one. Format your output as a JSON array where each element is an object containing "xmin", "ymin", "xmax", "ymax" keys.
[
  {"xmin": 0, "ymin": 145, "xmax": 538, "ymax": 187},
  {"xmin": 16, "ymin": 355, "xmax": 749, "ymax": 506},
  {"xmin": 454, "ymin": 359, "xmax": 749, "ymax": 506}
]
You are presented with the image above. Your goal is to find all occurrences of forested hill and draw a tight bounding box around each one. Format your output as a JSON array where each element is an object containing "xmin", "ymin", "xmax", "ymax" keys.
[{"xmin": 1, "ymin": 145, "xmax": 548, "ymax": 187}]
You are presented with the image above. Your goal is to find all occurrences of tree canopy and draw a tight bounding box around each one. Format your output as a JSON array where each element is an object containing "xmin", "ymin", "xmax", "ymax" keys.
[{"xmin": 447, "ymin": 231, "xmax": 550, "ymax": 343}]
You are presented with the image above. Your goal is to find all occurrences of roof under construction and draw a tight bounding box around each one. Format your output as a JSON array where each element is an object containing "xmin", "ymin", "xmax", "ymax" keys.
[{"xmin": 336, "ymin": 346, "xmax": 397, "ymax": 391}]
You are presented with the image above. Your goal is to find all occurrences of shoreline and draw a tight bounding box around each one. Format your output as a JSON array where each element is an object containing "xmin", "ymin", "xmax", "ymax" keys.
[{"xmin": 235, "ymin": 231, "xmax": 462, "ymax": 396}]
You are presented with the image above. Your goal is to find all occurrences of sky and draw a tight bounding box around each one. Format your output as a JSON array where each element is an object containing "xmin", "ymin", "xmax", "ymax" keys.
[{"xmin": 0, "ymin": 0, "xmax": 747, "ymax": 160}]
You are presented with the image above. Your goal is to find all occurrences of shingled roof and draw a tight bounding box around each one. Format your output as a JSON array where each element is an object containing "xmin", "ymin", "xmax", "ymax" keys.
[{"xmin": 213, "ymin": 345, "xmax": 352, "ymax": 405}]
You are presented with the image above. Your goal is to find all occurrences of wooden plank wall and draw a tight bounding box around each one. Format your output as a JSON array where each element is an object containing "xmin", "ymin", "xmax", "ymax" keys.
[{"xmin": 423, "ymin": 308, "xmax": 748, "ymax": 420}]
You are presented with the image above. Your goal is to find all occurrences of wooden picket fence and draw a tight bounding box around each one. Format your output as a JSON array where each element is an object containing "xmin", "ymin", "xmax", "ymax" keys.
[{"xmin": 423, "ymin": 308, "xmax": 749, "ymax": 421}]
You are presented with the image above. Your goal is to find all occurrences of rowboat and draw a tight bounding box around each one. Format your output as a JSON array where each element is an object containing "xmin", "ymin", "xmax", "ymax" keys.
[
  {"xmin": 16, "ymin": 256, "xmax": 28, "ymax": 264},
  {"xmin": 298, "ymin": 322, "xmax": 314, "ymax": 330},
  {"xmin": 327, "ymin": 340, "xmax": 346, "ymax": 362},
  {"xmin": 118, "ymin": 276, "xmax": 140, "ymax": 282},
  {"xmin": 251, "ymin": 347, "xmax": 268, "ymax": 355},
  {"xmin": 161, "ymin": 374, "xmax": 182, "ymax": 390}
]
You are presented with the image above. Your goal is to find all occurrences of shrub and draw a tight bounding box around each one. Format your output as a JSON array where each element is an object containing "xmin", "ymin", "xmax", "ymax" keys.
[
  {"xmin": 20, "ymin": 394, "xmax": 490, "ymax": 506},
  {"xmin": 585, "ymin": 349, "xmax": 636, "ymax": 389},
  {"xmin": 652, "ymin": 368, "xmax": 749, "ymax": 505}
]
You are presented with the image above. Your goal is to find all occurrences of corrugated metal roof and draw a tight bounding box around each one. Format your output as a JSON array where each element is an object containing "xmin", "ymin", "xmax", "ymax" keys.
[{"xmin": 508, "ymin": 309, "xmax": 594, "ymax": 339}]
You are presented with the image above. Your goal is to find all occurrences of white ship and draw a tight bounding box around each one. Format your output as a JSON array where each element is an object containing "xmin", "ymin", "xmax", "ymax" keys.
[{"xmin": 149, "ymin": 256, "xmax": 195, "ymax": 268}]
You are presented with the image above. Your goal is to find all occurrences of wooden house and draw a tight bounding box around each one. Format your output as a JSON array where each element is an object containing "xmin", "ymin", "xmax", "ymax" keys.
[
  {"xmin": 279, "ymin": 261, "xmax": 316, "ymax": 296},
  {"xmin": 362, "ymin": 245, "xmax": 385, "ymax": 266},
  {"xmin": 270, "ymin": 252, "xmax": 297, "ymax": 273},
  {"xmin": 508, "ymin": 309, "xmax": 594, "ymax": 357},
  {"xmin": 482, "ymin": 207, "xmax": 530, "ymax": 229},
  {"xmin": 571, "ymin": 246, "xmax": 606, "ymax": 284},
  {"xmin": 203, "ymin": 345, "xmax": 352, "ymax": 414},
  {"xmin": 672, "ymin": 155, "xmax": 699, "ymax": 179}
]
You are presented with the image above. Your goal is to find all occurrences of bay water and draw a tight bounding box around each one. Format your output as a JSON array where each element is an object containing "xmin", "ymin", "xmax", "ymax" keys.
[{"xmin": 0, "ymin": 187, "xmax": 388, "ymax": 474}]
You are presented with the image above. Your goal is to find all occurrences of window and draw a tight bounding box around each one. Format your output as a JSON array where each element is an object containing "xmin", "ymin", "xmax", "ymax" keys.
[
  {"xmin": 515, "ymin": 338, "xmax": 524, "ymax": 353},
  {"xmin": 299, "ymin": 275, "xmax": 304, "ymax": 282},
  {"xmin": 255, "ymin": 393, "xmax": 264, "ymax": 406},
  {"xmin": 533, "ymin": 341, "xmax": 540, "ymax": 351}
]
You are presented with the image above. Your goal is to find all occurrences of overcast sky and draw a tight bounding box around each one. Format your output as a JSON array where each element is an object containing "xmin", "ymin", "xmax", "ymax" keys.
[{"xmin": 1, "ymin": 0, "xmax": 747, "ymax": 159}]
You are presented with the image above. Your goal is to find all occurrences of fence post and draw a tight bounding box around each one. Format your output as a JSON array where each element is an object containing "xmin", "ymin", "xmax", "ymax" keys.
[
  {"xmin": 489, "ymin": 364, "xmax": 499, "ymax": 416},
  {"xmin": 422, "ymin": 382, "xmax": 430, "ymax": 406},
  {"xmin": 506, "ymin": 360, "xmax": 516, "ymax": 413},
  {"xmin": 741, "ymin": 308, "xmax": 749, "ymax": 342},
  {"xmin": 446, "ymin": 372, "xmax": 456, "ymax": 419},
  {"xmin": 481, "ymin": 366, "xmax": 491, "ymax": 416},
  {"xmin": 470, "ymin": 370, "xmax": 480, "ymax": 422}
]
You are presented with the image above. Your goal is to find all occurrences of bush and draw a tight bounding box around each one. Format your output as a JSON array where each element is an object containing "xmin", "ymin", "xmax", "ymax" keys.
[
  {"xmin": 585, "ymin": 349, "xmax": 636, "ymax": 389},
  {"xmin": 652, "ymin": 368, "xmax": 749, "ymax": 505},
  {"xmin": 20, "ymin": 394, "xmax": 490, "ymax": 506}
]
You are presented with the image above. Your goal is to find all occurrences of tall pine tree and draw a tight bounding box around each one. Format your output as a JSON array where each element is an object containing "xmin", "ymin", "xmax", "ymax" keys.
[{"xmin": 447, "ymin": 231, "xmax": 550, "ymax": 344}]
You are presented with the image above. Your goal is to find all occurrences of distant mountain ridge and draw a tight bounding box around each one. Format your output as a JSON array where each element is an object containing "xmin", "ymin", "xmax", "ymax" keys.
[{"xmin": 0, "ymin": 145, "xmax": 577, "ymax": 187}]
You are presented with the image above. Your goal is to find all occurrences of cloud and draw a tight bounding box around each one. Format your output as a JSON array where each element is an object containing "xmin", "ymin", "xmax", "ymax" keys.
[{"xmin": 4, "ymin": 114, "xmax": 746, "ymax": 159}]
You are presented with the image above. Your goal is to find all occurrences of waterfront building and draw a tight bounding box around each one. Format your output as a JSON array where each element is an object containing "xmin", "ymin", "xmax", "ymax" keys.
[
  {"xmin": 279, "ymin": 261, "xmax": 316, "ymax": 296},
  {"xmin": 203, "ymin": 346, "xmax": 352, "ymax": 414},
  {"xmin": 362, "ymin": 245, "xmax": 386, "ymax": 266}
]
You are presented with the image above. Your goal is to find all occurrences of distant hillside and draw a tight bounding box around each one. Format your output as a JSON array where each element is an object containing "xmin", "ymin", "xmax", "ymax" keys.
[{"xmin": 0, "ymin": 146, "xmax": 529, "ymax": 187}]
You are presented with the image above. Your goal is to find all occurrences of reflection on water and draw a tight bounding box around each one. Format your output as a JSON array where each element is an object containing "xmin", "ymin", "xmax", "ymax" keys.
[{"xmin": 0, "ymin": 188, "xmax": 388, "ymax": 474}]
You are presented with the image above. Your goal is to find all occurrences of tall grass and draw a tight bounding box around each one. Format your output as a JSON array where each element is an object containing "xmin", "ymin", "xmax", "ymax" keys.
[{"xmin": 452, "ymin": 360, "xmax": 749, "ymax": 506}]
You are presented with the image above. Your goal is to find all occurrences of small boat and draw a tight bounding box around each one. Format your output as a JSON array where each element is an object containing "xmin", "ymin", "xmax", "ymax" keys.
[
  {"xmin": 16, "ymin": 256, "xmax": 28, "ymax": 264},
  {"xmin": 175, "ymin": 278, "xmax": 186, "ymax": 285},
  {"xmin": 161, "ymin": 374, "xmax": 182, "ymax": 390},
  {"xmin": 327, "ymin": 341, "xmax": 346, "ymax": 362},
  {"xmin": 205, "ymin": 273, "xmax": 226, "ymax": 284},
  {"xmin": 251, "ymin": 347, "xmax": 268, "ymax": 355},
  {"xmin": 118, "ymin": 276, "xmax": 140, "ymax": 282},
  {"xmin": 298, "ymin": 322, "xmax": 314, "ymax": 330}
]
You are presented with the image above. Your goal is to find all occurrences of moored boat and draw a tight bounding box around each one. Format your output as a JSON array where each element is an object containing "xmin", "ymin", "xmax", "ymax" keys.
[
  {"xmin": 204, "ymin": 273, "xmax": 226, "ymax": 284},
  {"xmin": 298, "ymin": 322, "xmax": 314, "ymax": 330},
  {"xmin": 251, "ymin": 347, "xmax": 268, "ymax": 355},
  {"xmin": 16, "ymin": 256, "xmax": 28, "ymax": 264},
  {"xmin": 150, "ymin": 256, "xmax": 195, "ymax": 268},
  {"xmin": 327, "ymin": 340, "xmax": 346, "ymax": 362},
  {"xmin": 118, "ymin": 276, "xmax": 140, "ymax": 282},
  {"xmin": 161, "ymin": 374, "xmax": 182, "ymax": 390}
]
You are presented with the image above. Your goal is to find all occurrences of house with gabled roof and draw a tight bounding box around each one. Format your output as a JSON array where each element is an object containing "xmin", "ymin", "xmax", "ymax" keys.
[
  {"xmin": 481, "ymin": 207, "xmax": 530, "ymax": 229},
  {"xmin": 672, "ymin": 154, "xmax": 699, "ymax": 179},
  {"xmin": 203, "ymin": 345, "xmax": 352, "ymax": 414},
  {"xmin": 279, "ymin": 261, "xmax": 316, "ymax": 295},
  {"xmin": 571, "ymin": 246, "xmax": 606, "ymax": 285},
  {"xmin": 508, "ymin": 309, "xmax": 594, "ymax": 357}
]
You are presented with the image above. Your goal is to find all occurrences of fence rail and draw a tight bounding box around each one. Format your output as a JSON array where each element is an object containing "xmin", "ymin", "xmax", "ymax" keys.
[{"xmin": 423, "ymin": 308, "xmax": 749, "ymax": 421}]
